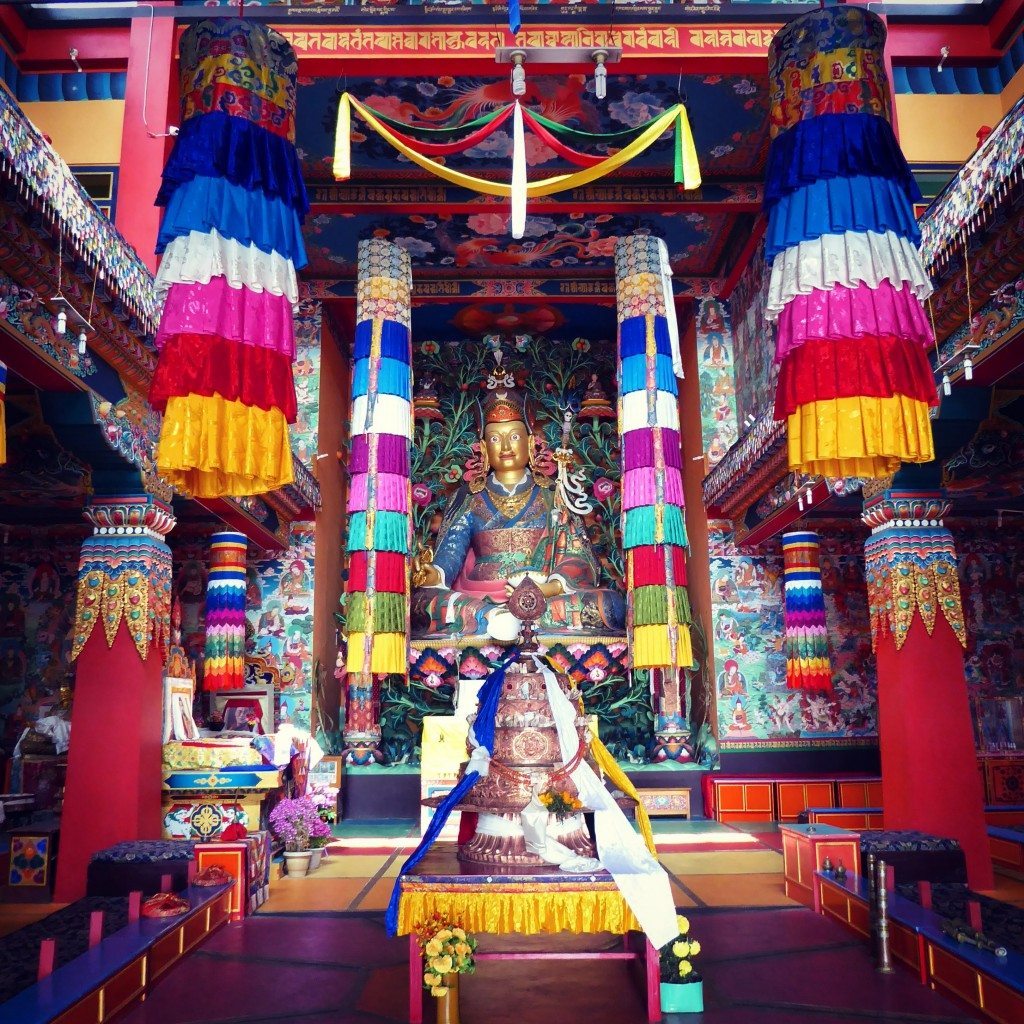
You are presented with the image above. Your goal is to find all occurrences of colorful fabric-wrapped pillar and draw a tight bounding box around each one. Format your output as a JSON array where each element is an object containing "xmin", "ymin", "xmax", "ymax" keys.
[
  {"xmin": 781, "ymin": 531, "xmax": 832, "ymax": 692},
  {"xmin": 203, "ymin": 531, "xmax": 248, "ymax": 691},
  {"xmin": 615, "ymin": 235, "xmax": 691, "ymax": 670},
  {"xmin": 149, "ymin": 19, "xmax": 307, "ymax": 497},
  {"xmin": 344, "ymin": 239, "xmax": 413, "ymax": 680},
  {"xmin": 765, "ymin": 6, "xmax": 936, "ymax": 478}
]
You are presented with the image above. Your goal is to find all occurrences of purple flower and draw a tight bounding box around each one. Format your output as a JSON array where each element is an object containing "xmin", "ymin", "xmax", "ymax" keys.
[
  {"xmin": 593, "ymin": 477, "xmax": 616, "ymax": 501},
  {"xmin": 412, "ymin": 483, "xmax": 433, "ymax": 508}
]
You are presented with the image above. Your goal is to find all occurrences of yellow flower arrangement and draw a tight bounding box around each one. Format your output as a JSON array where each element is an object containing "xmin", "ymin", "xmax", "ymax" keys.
[
  {"xmin": 419, "ymin": 915, "xmax": 478, "ymax": 997},
  {"xmin": 538, "ymin": 787, "xmax": 584, "ymax": 821},
  {"xmin": 660, "ymin": 916, "xmax": 703, "ymax": 986}
]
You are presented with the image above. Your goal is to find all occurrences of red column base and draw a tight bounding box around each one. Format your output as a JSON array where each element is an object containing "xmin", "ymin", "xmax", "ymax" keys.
[{"xmin": 876, "ymin": 616, "xmax": 993, "ymax": 890}]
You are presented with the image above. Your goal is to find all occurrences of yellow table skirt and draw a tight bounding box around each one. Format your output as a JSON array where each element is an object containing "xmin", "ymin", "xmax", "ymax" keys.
[{"xmin": 397, "ymin": 886, "xmax": 640, "ymax": 936}]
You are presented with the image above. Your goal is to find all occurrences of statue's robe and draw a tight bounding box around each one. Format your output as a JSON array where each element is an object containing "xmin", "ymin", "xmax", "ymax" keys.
[{"xmin": 411, "ymin": 474, "xmax": 625, "ymax": 639}]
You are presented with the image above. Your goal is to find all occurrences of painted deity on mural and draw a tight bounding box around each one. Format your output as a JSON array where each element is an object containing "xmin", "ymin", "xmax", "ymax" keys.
[{"xmin": 411, "ymin": 376, "xmax": 625, "ymax": 640}]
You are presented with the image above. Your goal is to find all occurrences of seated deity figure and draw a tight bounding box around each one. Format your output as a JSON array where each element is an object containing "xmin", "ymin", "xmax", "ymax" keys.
[{"xmin": 411, "ymin": 380, "xmax": 625, "ymax": 640}]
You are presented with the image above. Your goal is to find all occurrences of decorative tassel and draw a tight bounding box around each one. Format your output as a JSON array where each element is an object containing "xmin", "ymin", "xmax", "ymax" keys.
[
  {"xmin": 511, "ymin": 101, "xmax": 527, "ymax": 240},
  {"xmin": 623, "ymin": 505, "xmax": 687, "ymax": 549}
]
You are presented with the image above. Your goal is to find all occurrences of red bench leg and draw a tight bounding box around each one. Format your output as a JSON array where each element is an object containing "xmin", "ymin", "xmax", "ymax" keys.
[
  {"xmin": 645, "ymin": 937, "xmax": 660, "ymax": 1023},
  {"xmin": 409, "ymin": 932, "xmax": 422, "ymax": 1024}
]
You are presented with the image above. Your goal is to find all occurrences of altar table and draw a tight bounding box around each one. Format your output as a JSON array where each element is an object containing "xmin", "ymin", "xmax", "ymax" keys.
[{"xmin": 397, "ymin": 849, "xmax": 660, "ymax": 1024}]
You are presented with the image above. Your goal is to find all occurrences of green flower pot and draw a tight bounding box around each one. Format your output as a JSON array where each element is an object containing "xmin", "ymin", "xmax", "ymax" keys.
[{"xmin": 660, "ymin": 980, "xmax": 703, "ymax": 1014}]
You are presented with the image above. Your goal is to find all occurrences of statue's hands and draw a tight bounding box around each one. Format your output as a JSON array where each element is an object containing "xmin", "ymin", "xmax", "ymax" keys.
[
  {"xmin": 411, "ymin": 547, "xmax": 442, "ymax": 588},
  {"xmin": 503, "ymin": 578, "xmax": 563, "ymax": 600}
]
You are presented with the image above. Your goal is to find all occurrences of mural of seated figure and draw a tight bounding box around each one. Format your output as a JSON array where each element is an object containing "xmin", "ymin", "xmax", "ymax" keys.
[{"xmin": 411, "ymin": 375, "xmax": 625, "ymax": 641}]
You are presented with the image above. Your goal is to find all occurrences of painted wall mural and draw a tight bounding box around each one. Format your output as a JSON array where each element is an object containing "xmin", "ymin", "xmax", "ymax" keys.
[
  {"xmin": 247, "ymin": 525, "xmax": 316, "ymax": 732},
  {"xmin": 728, "ymin": 237, "xmax": 777, "ymax": 426},
  {"xmin": 694, "ymin": 297, "xmax": 738, "ymax": 469},
  {"xmin": 958, "ymin": 523, "xmax": 1024, "ymax": 732},
  {"xmin": 0, "ymin": 530, "xmax": 81, "ymax": 749},
  {"xmin": 291, "ymin": 299, "xmax": 322, "ymax": 467},
  {"xmin": 709, "ymin": 521, "xmax": 877, "ymax": 748}
]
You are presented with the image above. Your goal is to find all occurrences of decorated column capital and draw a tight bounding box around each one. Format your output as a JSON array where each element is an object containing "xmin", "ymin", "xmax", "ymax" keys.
[
  {"xmin": 72, "ymin": 495, "xmax": 176, "ymax": 663},
  {"xmin": 862, "ymin": 489, "xmax": 966, "ymax": 652}
]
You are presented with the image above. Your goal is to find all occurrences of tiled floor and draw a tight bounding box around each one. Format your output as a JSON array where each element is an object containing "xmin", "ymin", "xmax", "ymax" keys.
[
  {"xmin": 115, "ymin": 906, "xmax": 983, "ymax": 1024},
  {"xmin": 0, "ymin": 819, "xmax": 1008, "ymax": 1021}
]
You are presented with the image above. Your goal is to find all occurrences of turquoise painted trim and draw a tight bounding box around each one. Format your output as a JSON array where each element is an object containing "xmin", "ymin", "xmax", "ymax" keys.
[
  {"xmin": 894, "ymin": 29, "xmax": 1024, "ymax": 94},
  {"xmin": 0, "ymin": 46, "xmax": 125, "ymax": 102}
]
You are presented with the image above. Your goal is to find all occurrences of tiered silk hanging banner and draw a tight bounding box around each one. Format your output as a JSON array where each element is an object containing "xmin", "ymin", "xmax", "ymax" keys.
[
  {"xmin": 150, "ymin": 19, "xmax": 307, "ymax": 498},
  {"xmin": 764, "ymin": 6, "xmax": 937, "ymax": 479},
  {"xmin": 781, "ymin": 531, "xmax": 832, "ymax": 692},
  {"xmin": 0, "ymin": 359, "xmax": 6, "ymax": 466},
  {"xmin": 345, "ymin": 239, "xmax": 413, "ymax": 678},
  {"xmin": 204, "ymin": 531, "xmax": 247, "ymax": 691},
  {"xmin": 862, "ymin": 490, "xmax": 967, "ymax": 652},
  {"xmin": 615, "ymin": 236, "xmax": 692, "ymax": 670},
  {"xmin": 70, "ymin": 498, "xmax": 176, "ymax": 664}
]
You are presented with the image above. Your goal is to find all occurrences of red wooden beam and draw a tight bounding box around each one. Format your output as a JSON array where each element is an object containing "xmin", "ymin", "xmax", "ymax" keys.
[
  {"xmin": 15, "ymin": 25, "xmax": 129, "ymax": 72},
  {"xmin": 886, "ymin": 22, "xmax": 1002, "ymax": 64},
  {"xmin": 718, "ymin": 216, "xmax": 766, "ymax": 301},
  {"xmin": 987, "ymin": 0, "xmax": 1024, "ymax": 50}
]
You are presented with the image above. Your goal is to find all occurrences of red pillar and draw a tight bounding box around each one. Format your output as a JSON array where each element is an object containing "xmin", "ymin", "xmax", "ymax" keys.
[
  {"xmin": 54, "ymin": 497, "xmax": 175, "ymax": 902},
  {"xmin": 865, "ymin": 490, "xmax": 992, "ymax": 890},
  {"xmin": 114, "ymin": 1, "xmax": 177, "ymax": 271},
  {"xmin": 54, "ymin": 628, "xmax": 164, "ymax": 901}
]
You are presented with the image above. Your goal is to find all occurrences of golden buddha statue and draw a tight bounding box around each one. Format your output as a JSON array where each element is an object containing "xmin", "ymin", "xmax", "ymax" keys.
[{"xmin": 411, "ymin": 375, "xmax": 625, "ymax": 641}]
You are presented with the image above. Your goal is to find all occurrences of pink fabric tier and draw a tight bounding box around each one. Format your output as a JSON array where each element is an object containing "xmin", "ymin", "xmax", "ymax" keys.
[
  {"xmin": 156, "ymin": 278, "xmax": 296, "ymax": 357},
  {"xmin": 774, "ymin": 279, "xmax": 933, "ymax": 363},
  {"xmin": 346, "ymin": 472, "xmax": 410, "ymax": 514},
  {"xmin": 621, "ymin": 466, "xmax": 685, "ymax": 511}
]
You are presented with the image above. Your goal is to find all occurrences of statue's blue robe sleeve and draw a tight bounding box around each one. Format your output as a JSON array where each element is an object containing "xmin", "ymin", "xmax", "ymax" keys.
[{"xmin": 432, "ymin": 487, "xmax": 474, "ymax": 588}]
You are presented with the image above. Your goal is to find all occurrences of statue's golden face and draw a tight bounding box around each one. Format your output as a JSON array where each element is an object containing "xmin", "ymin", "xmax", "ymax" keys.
[{"xmin": 484, "ymin": 419, "xmax": 529, "ymax": 473}]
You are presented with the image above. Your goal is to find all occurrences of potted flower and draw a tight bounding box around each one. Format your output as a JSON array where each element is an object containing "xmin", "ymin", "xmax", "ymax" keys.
[
  {"xmin": 420, "ymin": 916, "xmax": 477, "ymax": 1024},
  {"xmin": 659, "ymin": 914, "xmax": 703, "ymax": 1013},
  {"xmin": 269, "ymin": 797, "xmax": 325, "ymax": 877},
  {"xmin": 307, "ymin": 812, "xmax": 332, "ymax": 870}
]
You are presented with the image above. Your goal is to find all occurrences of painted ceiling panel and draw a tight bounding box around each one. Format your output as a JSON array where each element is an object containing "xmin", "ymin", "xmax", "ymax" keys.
[
  {"xmin": 303, "ymin": 207, "xmax": 736, "ymax": 276},
  {"xmin": 297, "ymin": 72, "xmax": 770, "ymax": 180}
]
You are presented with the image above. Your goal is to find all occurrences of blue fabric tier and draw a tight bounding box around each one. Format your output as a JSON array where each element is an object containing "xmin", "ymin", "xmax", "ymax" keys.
[
  {"xmin": 157, "ymin": 175, "xmax": 307, "ymax": 268},
  {"xmin": 618, "ymin": 314, "xmax": 673, "ymax": 360},
  {"xmin": 620, "ymin": 353, "xmax": 678, "ymax": 396},
  {"xmin": 352, "ymin": 356, "xmax": 412, "ymax": 400},
  {"xmin": 353, "ymin": 319, "xmax": 411, "ymax": 362},
  {"xmin": 765, "ymin": 174, "xmax": 922, "ymax": 260},
  {"xmin": 157, "ymin": 111, "xmax": 308, "ymax": 216},
  {"xmin": 765, "ymin": 113, "xmax": 922, "ymax": 210}
]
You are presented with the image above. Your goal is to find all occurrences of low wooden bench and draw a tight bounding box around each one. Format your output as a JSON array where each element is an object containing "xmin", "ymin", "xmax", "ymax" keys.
[
  {"xmin": 989, "ymin": 827, "xmax": 1024, "ymax": 875},
  {"xmin": 0, "ymin": 882, "xmax": 232, "ymax": 1024},
  {"xmin": 801, "ymin": 806, "xmax": 884, "ymax": 830},
  {"xmin": 816, "ymin": 871, "xmax": 1024, "ymax": 1024}
]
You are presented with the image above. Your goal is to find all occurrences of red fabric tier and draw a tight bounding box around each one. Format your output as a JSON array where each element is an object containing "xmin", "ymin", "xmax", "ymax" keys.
[
  {"xmin": 773, "ymin": 334, "xmax": 938, "ymax": 420},
  {"xmin": 149, "ymin": 332, "xmax": 298, "ymax": 422},
  {"xmin": 630, "ymin": 545, "xmax": 688, "ymax": 588},
  {"xmin": 347, "ymin": 550, "xmax": 407, "ymax": 595}
]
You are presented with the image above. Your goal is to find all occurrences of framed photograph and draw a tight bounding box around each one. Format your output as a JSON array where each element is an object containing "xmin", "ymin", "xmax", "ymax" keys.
[
  {"xmin": 309, "ymin": 754, "xmax": 343, "ymax": 789},
  {"xmin": 211, "ymin": 686, "xmax": 274, "ymax": 735}
]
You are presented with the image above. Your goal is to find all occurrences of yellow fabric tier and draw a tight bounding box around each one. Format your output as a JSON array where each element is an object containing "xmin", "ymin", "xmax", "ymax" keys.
[
  {"xmin": 157, "ymin": 394, "xmax": 294, "ymax": 498},
  {"xmin": 632, "ymin": 623, "xmax": 693, "ymax": 670},
  {"xmin": 346, "ymin": 631, "xmax": 408, "ymax": 675},
  {"xmin": 786, "ymin": 394, "xmax": 934, "ymax": 478}
]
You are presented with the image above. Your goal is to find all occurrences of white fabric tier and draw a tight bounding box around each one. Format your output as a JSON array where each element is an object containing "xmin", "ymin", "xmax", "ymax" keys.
[
  {"xmin": 766, "ymin": 229, "xmax": 932, "ymax": 322},
  {"xmin": 155, "ymin": 228, "xmax": 299, "ymax": 305},
  {"xmin": 620, "ymin": 390, "xmax": 681, "ymax": 433},
  {"xmin": 350, "ymin": 393, "xmax": 413, "ymax": 438}
]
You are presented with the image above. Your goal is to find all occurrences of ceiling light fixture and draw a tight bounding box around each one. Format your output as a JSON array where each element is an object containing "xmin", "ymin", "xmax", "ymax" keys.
[
  {"xmin": 593, "ymin": 50, "xmax": 608, "ymax": 100},
  {"xmin": 510, "ymin": 50, "xmax": 527, "ymax": 97}
]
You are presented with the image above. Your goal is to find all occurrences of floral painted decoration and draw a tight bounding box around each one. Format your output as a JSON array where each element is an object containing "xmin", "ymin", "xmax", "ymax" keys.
[
  {"xmin": 659, "ymin": 914, "xmax": 703, "ymax": 984},
  {"xmin": 419, "ymin": 916, "xmax": 478, "ymax": 997}
]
